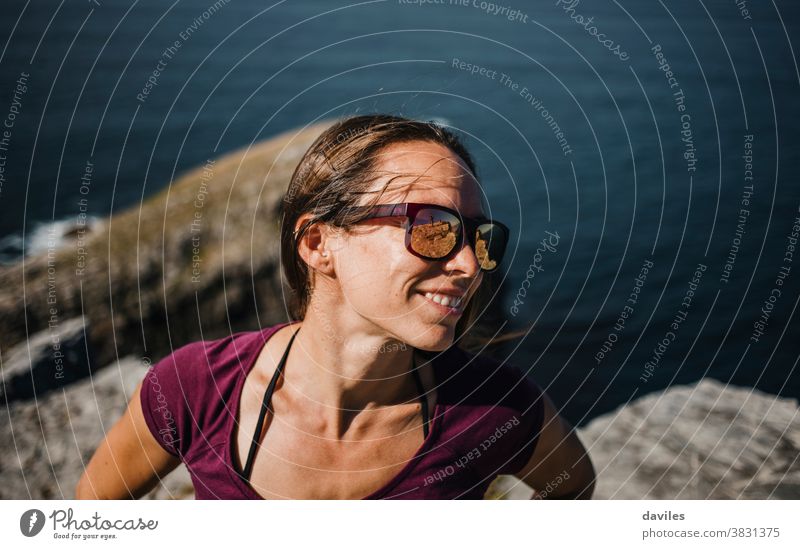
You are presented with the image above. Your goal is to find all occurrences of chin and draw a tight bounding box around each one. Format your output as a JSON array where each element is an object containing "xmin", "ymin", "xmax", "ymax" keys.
[
  {"xmin": 390, "ymin": 293, "xmax": 466, "ymax": 351},
  {"xmin": 416, "ymin": 340, "xmax": 454, "ymax": 353},
  {"xmin": 405, "ymin": 323, "xmax": 456, "ymax": 352}
]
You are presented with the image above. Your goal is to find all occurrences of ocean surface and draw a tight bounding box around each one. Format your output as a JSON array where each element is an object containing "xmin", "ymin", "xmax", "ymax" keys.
[{"xmin": 1, "ymin": 0, "xmax": 798, "ymax": 424}]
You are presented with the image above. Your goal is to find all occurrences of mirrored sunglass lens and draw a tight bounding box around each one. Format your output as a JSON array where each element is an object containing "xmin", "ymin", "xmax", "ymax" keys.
[
  {"xmin": 475, "ymin": 224, "xmax": 505, "ymax": 271},
  {"xmin": 410, "ymin": 209, "xmax": 460, "ymax": 258}
]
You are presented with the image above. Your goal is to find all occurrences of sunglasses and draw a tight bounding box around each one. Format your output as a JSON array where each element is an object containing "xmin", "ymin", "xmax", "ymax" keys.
[{"xmin": 347, "ymin": 202, "xmax": 509, "ymax": 272}]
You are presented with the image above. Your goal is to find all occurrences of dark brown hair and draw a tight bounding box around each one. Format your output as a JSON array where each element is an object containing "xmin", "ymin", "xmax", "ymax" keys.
[{"xmin": 279, "ymin": 114, "xmax": 517, "ymax": 353}]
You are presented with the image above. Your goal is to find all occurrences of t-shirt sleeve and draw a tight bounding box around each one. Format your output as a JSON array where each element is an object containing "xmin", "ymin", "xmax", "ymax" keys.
[
  {"xmin": 443, "ymin": 348, "xmax": 548, "ymax": 486},
  {"xmin": 466, "ymin": 359, "xmax": 546, "ymax": 479},
  {"xmin": 139, "ymin": 342, "xmax": 204, "ymax": 459},
  {"xmin": 498, "ymin": 365, "xmax": 547, "ymax": 476}
]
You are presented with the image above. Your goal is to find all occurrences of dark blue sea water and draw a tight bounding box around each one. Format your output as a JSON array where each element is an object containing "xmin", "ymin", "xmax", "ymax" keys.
[{"xmin": 1, "ymin": 0, "xmax": 798, "ymax": 424}]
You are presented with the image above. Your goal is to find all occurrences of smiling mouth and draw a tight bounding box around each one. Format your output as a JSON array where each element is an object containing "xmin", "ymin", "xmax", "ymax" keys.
[{"xmin": 418, "ymin": 291, "xmax": 465, "ymax": 316}]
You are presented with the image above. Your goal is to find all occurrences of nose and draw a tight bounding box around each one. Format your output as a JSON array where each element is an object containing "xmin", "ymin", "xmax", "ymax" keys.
[{"xmin": 444, "ymin": 234, "xmax": 483, "ymax": 277}]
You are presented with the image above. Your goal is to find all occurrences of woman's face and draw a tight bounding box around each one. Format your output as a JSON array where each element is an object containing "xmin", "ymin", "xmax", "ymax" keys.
[{"xmin": 326, "ymin": 140, "xmax": 486, "ymax": 351}]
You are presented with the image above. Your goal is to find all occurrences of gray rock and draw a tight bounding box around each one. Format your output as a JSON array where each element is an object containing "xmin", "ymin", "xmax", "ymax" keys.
[
  {"xmin": 0, "ymin": 354, "xmax": 194, "ymax": 500},
  {"xmin": 1, "ymin": 316, "xmax": 94, "ymax": 403},
  {"xmin": 491, "ymin": 379, "xmax": 800, "ymax": 499},
  {"xmin": 578, "ymin": 379, "xmax": 800, "ymax": 499}
]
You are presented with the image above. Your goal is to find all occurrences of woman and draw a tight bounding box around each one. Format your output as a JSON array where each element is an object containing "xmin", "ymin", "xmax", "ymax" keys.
[{"xmin": 76, "ymin": 114, "xmax": 594, "ymax": 500}]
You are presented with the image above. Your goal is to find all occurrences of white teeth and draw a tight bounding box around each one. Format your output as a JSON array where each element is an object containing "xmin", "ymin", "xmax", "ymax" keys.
[{"xmin": 423, "ymin": 292, "xmax": 462, "ymax": 309}]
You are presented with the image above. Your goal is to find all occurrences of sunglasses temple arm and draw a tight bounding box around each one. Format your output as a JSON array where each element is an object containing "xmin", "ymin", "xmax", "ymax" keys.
[{"xmin": 355, "ymin": 203, "xmax": 409, "ymax": 220}]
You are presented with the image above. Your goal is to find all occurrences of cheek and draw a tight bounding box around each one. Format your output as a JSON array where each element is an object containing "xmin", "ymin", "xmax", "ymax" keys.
[{"xmin": 336, "ymin": 231, "xmax": 423, "ymax": 309}]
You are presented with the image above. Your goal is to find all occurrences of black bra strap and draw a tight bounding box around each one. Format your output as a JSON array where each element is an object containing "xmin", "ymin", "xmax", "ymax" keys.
[{"xmin": 241, "ymin": 326, "xmax": 300, "ymax": 481}]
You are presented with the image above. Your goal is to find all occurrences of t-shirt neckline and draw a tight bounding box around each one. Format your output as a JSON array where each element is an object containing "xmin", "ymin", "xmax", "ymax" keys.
[{"xmin": 223, "ymin": 321, "xmax": 448, "ymax": 500}]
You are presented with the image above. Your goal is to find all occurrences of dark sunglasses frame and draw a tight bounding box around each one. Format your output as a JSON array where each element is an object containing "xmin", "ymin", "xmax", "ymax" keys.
[{"xmin": 348, "ymin": 202, "xmax": 509, "ymax": 272}]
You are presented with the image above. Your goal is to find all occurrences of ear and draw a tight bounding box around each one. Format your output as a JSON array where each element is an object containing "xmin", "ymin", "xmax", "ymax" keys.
[{"xmin": 295, "ymin": 213, "xmax": 334, "ymax": 277}]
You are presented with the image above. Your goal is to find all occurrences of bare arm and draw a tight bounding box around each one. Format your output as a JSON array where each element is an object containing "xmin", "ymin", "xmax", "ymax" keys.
[
  {"xmin": 514, "ymin": 392, "xmax": 596, "ymax": 499},
  {"xmin": 75, "ymin": 381, "xmax": 182, "ymax": 499}
]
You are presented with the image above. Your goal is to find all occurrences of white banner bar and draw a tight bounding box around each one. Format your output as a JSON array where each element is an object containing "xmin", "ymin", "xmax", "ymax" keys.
[{"xmin": 2, "ymin": 500, "xmax": 798, "ymax": 548}]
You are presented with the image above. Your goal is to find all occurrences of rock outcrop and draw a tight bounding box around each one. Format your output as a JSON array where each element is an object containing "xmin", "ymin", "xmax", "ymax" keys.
[
  {"xmin": 1, "ymin": 316, "xmax": 94, "ymax": 404},
  {"xmin": 0, "ymin": 351, "xmax": 192, "ymax": 499},
  {"xmin": 491, "ymin": 379, "xmax": 800, "ymax": 499},
  {"xmin": 0, "ymin": 121, "xmax": 335, "ymax": 369}
]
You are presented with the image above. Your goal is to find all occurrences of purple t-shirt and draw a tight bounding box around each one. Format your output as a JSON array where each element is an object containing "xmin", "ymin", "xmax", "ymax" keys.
[{"xmin": 140, "ymin": 321, "xmax": 545, "ymax": 499}]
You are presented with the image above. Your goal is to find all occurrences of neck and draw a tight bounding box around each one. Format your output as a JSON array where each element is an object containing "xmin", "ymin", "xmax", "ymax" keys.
[{"xmin": 281, "ymin": 297, "xmax": 423, "ymax": 440}]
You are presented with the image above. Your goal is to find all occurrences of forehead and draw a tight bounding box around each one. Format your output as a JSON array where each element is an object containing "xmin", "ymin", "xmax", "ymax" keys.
[{"xmin": 366, "ymin": 140, "xmax": 484, "ymax": 216}]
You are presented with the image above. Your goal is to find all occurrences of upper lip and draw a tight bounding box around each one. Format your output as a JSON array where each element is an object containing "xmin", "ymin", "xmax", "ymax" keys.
[{"xmin": 418, "ymin": 287, "xmax": 467, "ymax": 298}]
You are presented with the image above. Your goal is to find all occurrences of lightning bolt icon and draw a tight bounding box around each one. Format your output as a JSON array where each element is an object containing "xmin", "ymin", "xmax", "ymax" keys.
[{"xmin": 28, "ymin": 511, "xmax": 38, "ymax": 533}]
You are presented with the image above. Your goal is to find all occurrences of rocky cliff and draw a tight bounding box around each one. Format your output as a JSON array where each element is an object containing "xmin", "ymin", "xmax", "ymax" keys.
[
  {"xmin": 0, "ymin": 121, "xmax": 335, "ymax": 372},
  {"xmin": 491, "ymin": 379, "xmax": 800, "ymax": 499}
]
